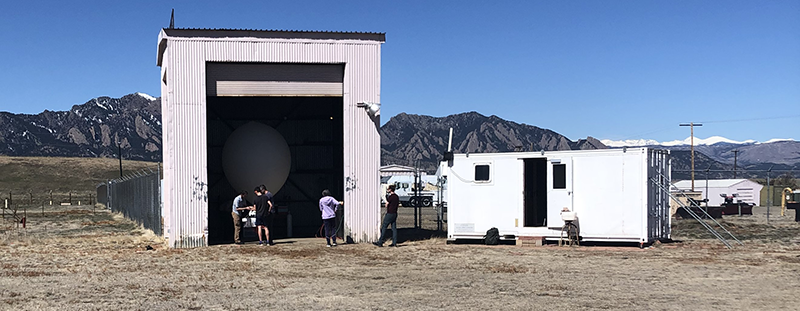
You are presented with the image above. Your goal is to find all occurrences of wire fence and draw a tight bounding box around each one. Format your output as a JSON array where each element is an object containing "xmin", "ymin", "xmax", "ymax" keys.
[
  {"xmin": 1, "ymin": 191, "xmax": 96, "ymax": 208},
  {"xmin": 104, "ymin": 168, "xmax": 161, "ymax": 236}
]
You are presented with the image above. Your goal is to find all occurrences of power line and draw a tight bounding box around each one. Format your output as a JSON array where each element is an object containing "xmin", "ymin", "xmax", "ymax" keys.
[
  {"xmin": 696, "ymin": 114, "xmax": 800, "ymax": 124},
  {"xmin": 609, "ymin": 114, "xmax": 800, "ymax": 142}
]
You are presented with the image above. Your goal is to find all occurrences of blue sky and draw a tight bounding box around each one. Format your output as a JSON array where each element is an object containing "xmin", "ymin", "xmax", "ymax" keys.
[{"xmin": 0, "ymin": 1, "xmax": 797, "ymax": 143}]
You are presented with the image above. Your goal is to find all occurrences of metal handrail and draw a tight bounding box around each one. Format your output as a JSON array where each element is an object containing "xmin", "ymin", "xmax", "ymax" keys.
[
  {"xmin": 650, "ymin": 175, "xmax": 742, "ymax": 249},
  {"xmin": 667, "ymin": 183, "xmax": 743, "ymax": 246}
]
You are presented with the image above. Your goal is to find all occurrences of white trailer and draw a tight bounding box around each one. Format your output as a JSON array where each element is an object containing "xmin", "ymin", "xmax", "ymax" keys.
[{"xmin": 440, "ymin": 148, "xmax": 671, "ymax": 246}]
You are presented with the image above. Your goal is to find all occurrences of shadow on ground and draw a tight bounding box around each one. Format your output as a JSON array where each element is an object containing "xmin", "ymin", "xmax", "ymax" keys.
[{"xmin": 392, "ymin": 228, "xmax": 446, "ymax": 244}]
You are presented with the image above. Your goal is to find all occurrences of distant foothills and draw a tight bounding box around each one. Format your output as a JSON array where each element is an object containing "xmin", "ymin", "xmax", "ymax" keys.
[{"xmin": 1, "ymin": 93, "xmax": 798, "ymax": 180}]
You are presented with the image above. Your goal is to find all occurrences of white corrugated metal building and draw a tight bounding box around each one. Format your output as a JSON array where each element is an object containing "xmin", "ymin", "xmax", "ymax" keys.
[
  {"xmin": 157, "ymin": 28, "xmax": 385, "ymax": 248},
  {"xmin": 672, "ymin": 179, "xmax": 763, "ymax": 206}
]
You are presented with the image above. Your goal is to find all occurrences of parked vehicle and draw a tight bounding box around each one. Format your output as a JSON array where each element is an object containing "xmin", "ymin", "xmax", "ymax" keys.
[
  {"xmin": 719, "ymin": 193, "xmax": 754, "ymax": 215},
  {"xmin": 382, "ymin": 175, "xmax": 438, "ymax": 207}
]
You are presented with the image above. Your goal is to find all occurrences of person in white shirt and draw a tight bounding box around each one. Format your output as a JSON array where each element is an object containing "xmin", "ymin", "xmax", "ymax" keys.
[{"xmin": 231, "ymin": 191, "xmax": 249, "ymax": 244}]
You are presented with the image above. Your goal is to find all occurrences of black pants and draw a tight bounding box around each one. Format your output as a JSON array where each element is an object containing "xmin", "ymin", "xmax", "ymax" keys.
[{"xmin": 323, "ymin": 218, "xmax": 337, "ymax": 244}]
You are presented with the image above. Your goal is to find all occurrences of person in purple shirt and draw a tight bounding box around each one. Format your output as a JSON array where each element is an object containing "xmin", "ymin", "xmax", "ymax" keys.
[{"xmin": 319, "ymin": 189, "xmax": 342, "ymax": 247}]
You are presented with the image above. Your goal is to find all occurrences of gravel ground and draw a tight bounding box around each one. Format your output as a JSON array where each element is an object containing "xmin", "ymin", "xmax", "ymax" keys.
[{"xmin": 1, "ymin": 205, "xmax": 799, "ymax": 310}]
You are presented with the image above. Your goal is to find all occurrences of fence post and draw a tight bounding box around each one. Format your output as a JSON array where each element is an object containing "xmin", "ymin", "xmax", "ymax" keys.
[{"xmin": 50, "ymin": 190, "xmax": 53, "ymax": 206}]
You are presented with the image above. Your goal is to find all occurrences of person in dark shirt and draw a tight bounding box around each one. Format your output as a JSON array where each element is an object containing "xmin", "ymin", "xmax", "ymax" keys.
[
  {"xmin": 259, "ymin": 184, "xmax": 275, "ymax": 245},
  {"xmin": 251, "ymin": 187, "xmax": 273, "ymax": 246},
  {"xmin": 374, "ymin": 184, "xmax": 399, "ymax": 247}
]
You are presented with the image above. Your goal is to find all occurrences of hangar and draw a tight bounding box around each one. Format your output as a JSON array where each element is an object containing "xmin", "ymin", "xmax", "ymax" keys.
[{"xmin": 157, "ymin": 28, "xmax": 385, "ymax": 247}]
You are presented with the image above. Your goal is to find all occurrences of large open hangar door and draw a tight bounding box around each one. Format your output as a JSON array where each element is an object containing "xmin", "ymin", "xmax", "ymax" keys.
[{"xmin": 206, "ymin": 63, "xmax": 344, "ymax": 245}]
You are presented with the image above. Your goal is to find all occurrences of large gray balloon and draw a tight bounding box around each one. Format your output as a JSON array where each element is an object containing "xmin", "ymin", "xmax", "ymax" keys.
[{"xmin": 221, "ymin": 122, "xmax": 291, "ymax": 196}]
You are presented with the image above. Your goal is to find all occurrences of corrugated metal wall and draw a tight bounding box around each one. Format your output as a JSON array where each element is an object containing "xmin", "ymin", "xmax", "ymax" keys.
[{"xmin": 159, "ymin": 31, "xmax": 383, "ymax": 247}]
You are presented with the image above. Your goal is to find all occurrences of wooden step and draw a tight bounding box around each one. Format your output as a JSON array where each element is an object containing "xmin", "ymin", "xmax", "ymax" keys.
[{"xmin": 516, "ymin": 236, "xmax": 544, "ymax": 247}]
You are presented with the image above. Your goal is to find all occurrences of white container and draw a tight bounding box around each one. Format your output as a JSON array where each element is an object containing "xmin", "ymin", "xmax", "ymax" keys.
[
  {"xmin": 561, "ymin": 212, "xmax": 577, "ymax": 222},
  {"xmin": 442, "ymin": 147, "xmax": 671, "ymax": 244}
]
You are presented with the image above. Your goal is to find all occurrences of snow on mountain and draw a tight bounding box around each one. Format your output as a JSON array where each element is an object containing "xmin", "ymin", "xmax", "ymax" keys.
[
  {"xmin": 602, "ymin": 136, "xmax": 762, "ymax": 147},
  {"xmin": 0, "ymin": 93, "xmax": 162, "ymax": 161},
  {"xmin": 136, "ymin": 92, "xmax": 157, "ymax": 101},
  {"xmin": 661, "ymin": 136, "xmax": 756, "ymax": 146},
  {"xmin": 600, "ymin": 139, "xmax": 661, "ymax": 147},
  {"xmin": 758, "ymin": 138, "xmax": 795, "ymax": 144}
]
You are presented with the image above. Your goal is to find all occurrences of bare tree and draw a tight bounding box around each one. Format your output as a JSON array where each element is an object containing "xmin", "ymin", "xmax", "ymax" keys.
[{"xmin": 775, "ymin": 172, "xmax": 798, "ymax": 189}]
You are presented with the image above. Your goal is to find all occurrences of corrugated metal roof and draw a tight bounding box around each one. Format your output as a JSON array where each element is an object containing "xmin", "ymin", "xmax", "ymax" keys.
[
  {"xmin": 162, "ymin": 28, "xmax": 385, "ymax": 42},
  {"xmin": 673, "ymin": 179, "xmax": 760, "ymax": 189}
]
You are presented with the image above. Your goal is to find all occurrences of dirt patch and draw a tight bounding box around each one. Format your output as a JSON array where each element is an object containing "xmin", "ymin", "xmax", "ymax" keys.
[{"xmin": 0, "ymin": 206, "xmax": 799, "ymax": 310}]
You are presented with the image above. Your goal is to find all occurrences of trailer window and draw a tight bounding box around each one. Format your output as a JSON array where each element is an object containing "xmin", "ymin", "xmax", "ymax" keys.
[
  {"xmin": 553, "ymin": 164, "xmax": 566, "ymax": 189},
  {"xmin": 475, "ymin": 165, "xmax": 490, "ymax": 182}
]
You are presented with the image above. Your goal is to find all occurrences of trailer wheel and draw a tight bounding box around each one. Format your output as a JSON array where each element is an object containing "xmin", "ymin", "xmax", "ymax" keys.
[
  {"xmin": 409, "ymin": 197, "xmax": 420, "ymax": 207},
  {"xmin": 422, "ymin": 197, "xmax": 432, "ymax": 207}
]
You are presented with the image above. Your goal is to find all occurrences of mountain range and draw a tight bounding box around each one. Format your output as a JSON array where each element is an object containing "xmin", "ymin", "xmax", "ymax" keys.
[
  {"xmin": 1, "ymin": 93, "xmax": 797, "ymax": 180},
  {"xmin": 602, "ymin": 137, "xmax": 800, "ymax": 179},
  {"xmin": 381, "ymin": 112, "xmax": 606, "ymax": 171},
  {"xmin": 0, "ymin": 93, "xmax": 161, "ymax": 161}
]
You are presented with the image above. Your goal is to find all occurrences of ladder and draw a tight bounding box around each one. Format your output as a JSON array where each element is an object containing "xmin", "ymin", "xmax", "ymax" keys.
[{"xmin": 650, "ymin": 175, "xmax": 742, "ymax": 249}]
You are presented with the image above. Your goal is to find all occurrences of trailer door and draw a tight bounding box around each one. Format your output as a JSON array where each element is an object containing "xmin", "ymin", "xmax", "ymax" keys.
[
  {"xmin": 547, "ymin": 158, "xmax": 572, "ymax": 228},
  {"xmin": 523, "ymin": 158, "xmax": 547, "ymax": 227}
]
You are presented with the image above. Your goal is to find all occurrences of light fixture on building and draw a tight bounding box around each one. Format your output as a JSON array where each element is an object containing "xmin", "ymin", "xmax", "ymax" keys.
[{"xmin": 356, "ymin": 102, "xmax": 381, "ymax": 117}]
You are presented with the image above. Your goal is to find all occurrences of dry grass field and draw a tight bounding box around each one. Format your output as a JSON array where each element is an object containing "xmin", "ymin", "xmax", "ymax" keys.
[
  {"xmin": 0, "ymin": 156, "xmax": 158, "ymax": 198},
  {"xmin": 1, "ymin": 203, "xmax": 799, "ymax": 310}
]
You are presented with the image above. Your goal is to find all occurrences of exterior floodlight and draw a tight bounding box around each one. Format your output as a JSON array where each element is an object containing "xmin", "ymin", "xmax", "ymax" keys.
[{"xmin": 356, "ymin": 102, "xmax": 381, "ymax": 117}]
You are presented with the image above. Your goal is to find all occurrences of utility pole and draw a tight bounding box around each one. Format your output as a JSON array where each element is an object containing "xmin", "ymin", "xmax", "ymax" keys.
[
  {"xmin": 732, "ymin": 150, "xmax": 739, "ymax": 179},
  {"xmin": 118, "ymin": 143, "xmax": 123, "ymax": 178},
  {"xmin": 705, "ymin": 165, "xmax": 711, "ymax": 206},
  {"xmin": 679, "ymin": 123, "xmax": 703, "ymax": 191},
  {"xmin": 767, "ymin": 165, "xmax": 773, "ymax": 223}
]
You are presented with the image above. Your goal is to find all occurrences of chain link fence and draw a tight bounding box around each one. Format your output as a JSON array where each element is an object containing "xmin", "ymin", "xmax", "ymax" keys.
[{"xmin": 105, "ymin": 169, "xmax": 161, "ymax": 236}]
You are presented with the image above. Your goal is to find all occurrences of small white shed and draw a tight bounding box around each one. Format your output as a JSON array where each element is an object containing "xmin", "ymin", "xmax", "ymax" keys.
[
  {"xmin": 672, "ymin": 179, "xmax": 763, "ymax": 206},
  {"xmin": 440, "ymin": 148, "xmax": 671, "ymax": 245},
  {"xmin": 158, "ymin": 28, "xmax": 385, "ymax": 248}
]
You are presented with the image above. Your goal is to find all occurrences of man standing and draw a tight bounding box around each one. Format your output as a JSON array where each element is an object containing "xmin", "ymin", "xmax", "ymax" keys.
[
  {"xmin": 259, "ymin": 185, "xmax": 276, "ymax": 245},
  {"xmin": 319, "ymin": 189, "xmax": 341, "ymax": 247},
  {"xmin": 252, "ymin": 187, "xmax": 273, "ymax": 246},
  {"xmin": 231, "ymin": 191, "xmax": 249, "ymax": 244},
  {"xmin": 374, "ymin": 184, "xmax": 399, "ymax": 247}
]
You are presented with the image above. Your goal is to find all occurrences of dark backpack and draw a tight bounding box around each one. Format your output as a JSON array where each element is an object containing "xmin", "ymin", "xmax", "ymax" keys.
[{"xmin": 485, "ymin": 227, "xmax": 500, "ymax": 245}]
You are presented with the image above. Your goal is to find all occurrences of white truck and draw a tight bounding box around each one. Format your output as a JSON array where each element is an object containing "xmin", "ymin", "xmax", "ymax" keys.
[{"xmin": 382, "ymin": 175, "xmax": 439, "ymax": 207}]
